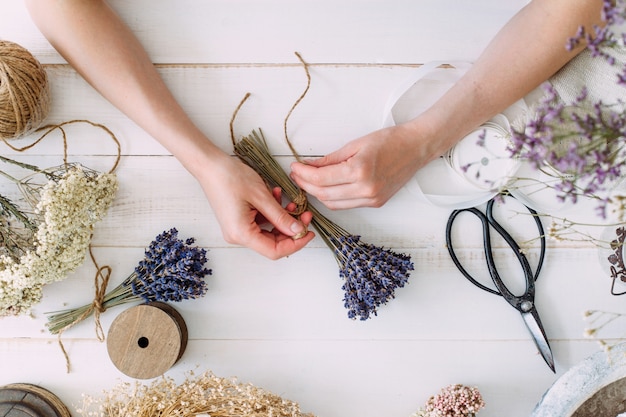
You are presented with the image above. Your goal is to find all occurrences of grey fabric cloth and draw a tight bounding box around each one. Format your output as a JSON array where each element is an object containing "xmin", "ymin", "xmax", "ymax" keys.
[{"xmin": 550, "ymin": 46, "xmax": 626, "ymax": 107}]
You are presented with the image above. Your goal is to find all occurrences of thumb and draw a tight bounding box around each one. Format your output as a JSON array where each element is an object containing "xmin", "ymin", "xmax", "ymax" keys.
[
  {"xmin": 258, "ymin": 195, "xmax": 307, "ymax": 238},
  {"xmin": 303, "ymin": 142, "xmax": 358, "ymax": 168}
]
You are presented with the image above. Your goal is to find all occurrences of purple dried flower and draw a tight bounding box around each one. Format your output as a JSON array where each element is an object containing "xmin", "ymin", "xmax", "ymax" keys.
[
  {"xmin": 509, "ymin": 78, "xmax": 626, "ymax": 217},
  {"xmin": 568, "ymin": 0, "xmax": 626, "ymax": 66},
  {"xmin": 130, "ymin": 228, "xmax": 211, "ymax": 302},
  {"xmin": 46, "ymin": 227, "xmax": 212, "ymax": 334},
  {"xmin": 333, "ymin": 235, "xmax": 414, "ymax": 320}
]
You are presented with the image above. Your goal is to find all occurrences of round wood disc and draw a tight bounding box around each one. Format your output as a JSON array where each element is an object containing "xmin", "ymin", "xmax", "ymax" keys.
[
  {"xmin": 106, "ymin": 302, "xmax": 188, "ymax": 379},
  {"xmin": 0, "ymin": 384, "xmax": 70, "ymax": 417}
]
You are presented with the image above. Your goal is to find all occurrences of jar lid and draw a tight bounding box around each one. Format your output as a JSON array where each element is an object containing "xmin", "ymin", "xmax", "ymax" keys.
[{"xmin": 0, "ymin": 383, "xmax": 70, "ymax": 417}]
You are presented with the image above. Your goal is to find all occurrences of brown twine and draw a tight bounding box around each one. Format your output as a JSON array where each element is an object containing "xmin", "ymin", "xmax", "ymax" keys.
[
  {"xmin": 229, "ymin": 92, "xmax": 251, "ymax": 149},
  {"xmin": 1, "ymin": 119, "xmax": 121, "ymax": 174},
  {"xmin": 229, "ymin": 90, "xmax": 309, "ymax": 217},
  {"xmin": 0, "ymin": 40, "xmax": 50, "ymax": 140},
  {"xmin": 283, "ymin": 51, "xmax": 311, "ymax": 163},
  {"xmin": 58, "ymin": 243, "xmax": 112, "ymax": 373},
  {"xmin": 283, "ymin": 51, "xmax": 312, "ymax": 215}
]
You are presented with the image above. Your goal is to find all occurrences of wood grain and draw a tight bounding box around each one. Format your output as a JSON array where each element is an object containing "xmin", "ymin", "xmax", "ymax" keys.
[
  {"xmin": 107, "ymin": 302, "xmax": 188, "ymax": 379},
  {"xmin": 0, "ymin": 1, "xmax": 617, "ymax": 417}
]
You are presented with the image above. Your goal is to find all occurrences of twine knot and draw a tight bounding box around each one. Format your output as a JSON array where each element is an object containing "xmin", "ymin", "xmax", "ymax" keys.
[
  {"xmin": 288, "ymin": 191, "xmax": 308, "ymax": 216},
  {"xmin": 58, "ymin": 244, "xmax": 112, "ymax": 373}
]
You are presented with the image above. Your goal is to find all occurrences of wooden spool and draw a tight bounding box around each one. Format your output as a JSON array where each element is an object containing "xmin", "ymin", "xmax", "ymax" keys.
[
  {"xmin": 106, "ymin": 301, "xmax": 188, "ymax": 380},
  {"xmin": 0, "ymin": 383, "xmax": 70, "ymax": 417}
]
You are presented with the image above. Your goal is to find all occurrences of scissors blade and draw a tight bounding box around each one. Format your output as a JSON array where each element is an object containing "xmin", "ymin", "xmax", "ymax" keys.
[{"xmin": 521, "ymin": 311, "xmax": 555, "ymax": 373}]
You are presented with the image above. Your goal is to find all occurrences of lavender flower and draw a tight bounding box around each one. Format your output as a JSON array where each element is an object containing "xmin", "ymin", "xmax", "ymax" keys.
[
  {"xmin": 130, "ymin": 228, "xmax": 211, "ymax": 302},
  {"xmin": 333, "ymin": 235, "xmax": 413, "ymax": 320},
  {"xmin": 46, "ymin": 228, "xmax": 211, "ymax": 334}
]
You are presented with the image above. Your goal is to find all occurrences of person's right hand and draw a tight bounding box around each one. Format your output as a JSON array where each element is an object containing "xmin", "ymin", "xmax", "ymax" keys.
[{"xmin": 198, "ymin": 152, "xmax": 315, "ymax": 260}]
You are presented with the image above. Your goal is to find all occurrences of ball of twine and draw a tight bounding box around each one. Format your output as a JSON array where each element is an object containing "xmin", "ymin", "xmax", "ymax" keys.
[{"xmin": 0, "ymin": 40, "xmax": 50, "ymax": 140}]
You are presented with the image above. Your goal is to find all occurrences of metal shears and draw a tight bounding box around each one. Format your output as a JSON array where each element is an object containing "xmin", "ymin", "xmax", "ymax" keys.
[{"xmin": 445, "ymin": 196, "xmax": 555, "ymax": 372}]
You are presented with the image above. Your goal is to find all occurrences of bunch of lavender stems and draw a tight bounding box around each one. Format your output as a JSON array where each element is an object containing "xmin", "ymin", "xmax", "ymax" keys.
[
  {"xmin": 45, "ymin": 274, "xmax": 145, "ymax": 334},
  {"xmin": 234, "ymin": 130, "xmax": 414, "ymax": 320},
  {"xmin": 233, "ymin": 130, "xmax": 344, "ymax": 245},
  {"xmin": 46, "ymin": 228, "xmax": 211, "ymax": 334}
]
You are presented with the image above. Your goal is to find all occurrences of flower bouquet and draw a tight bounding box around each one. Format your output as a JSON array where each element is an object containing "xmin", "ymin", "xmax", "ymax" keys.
[
  {"xmin": 411, "ymin": 384, "xmax": 485, "ymax": 417},
  {"xmin": 45, "ymin": 227, "xmax": 212, "ymax": 335},
  {"xmin": 0, "ymin": 158, "xmax": 117, "ymax": 316},
  {"xmin": 233, "ymin": 130, "xmax": 414, "ymax": 320}
]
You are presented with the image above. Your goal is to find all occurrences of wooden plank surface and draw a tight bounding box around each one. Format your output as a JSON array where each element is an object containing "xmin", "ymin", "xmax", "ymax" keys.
[{"xmin": 0, "ymin": 1, "xmax": 621, "ymax": 417}]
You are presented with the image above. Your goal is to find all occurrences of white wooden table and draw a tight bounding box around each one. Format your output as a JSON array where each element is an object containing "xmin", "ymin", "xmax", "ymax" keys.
[{"xmin": 1, "ymin": 2, "xmax": 623, "ymax": 416}]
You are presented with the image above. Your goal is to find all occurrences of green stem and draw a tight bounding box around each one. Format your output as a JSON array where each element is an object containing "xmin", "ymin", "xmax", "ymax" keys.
[
  {"xmin": 0, "ymin": 194, "xmax": 37, "ymax": 230},
  {"xmin": 0, "ymin": 155, "xmax": 43, "ymax": 173}
]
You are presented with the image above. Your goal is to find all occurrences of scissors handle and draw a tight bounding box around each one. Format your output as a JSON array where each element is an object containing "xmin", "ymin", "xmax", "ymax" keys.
[
  {"xmin": 445, "ymin": 197, "xmax": 546, "ymax": 301},
  {"xmin": 446, "ymin": 206, "xmax": 501, "ymax": 295},
  {"xmin": 484, "ymin": 198, "xmax": 546, "ymax": 284}
]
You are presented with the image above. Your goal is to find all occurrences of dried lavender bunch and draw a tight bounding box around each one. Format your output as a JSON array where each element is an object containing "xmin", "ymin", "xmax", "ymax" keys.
[
  {"xmin": 233, "ymin": 130, "xmax": 414, "ymax": 320},
  {"xmin": 46, "ymin": 228, "xmax": 211, "ymax": 334},
  {"xmin": 412, "ymin": 384, "xmax": 485, "ymax": 417}
]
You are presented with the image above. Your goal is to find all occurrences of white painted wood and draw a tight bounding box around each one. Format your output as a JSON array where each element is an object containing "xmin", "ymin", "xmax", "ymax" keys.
[
  {"xmin": 0, "ymin": 2, "xmax": 621, "ymax": 417},
  {"xmin": 3, "ymin": 1, "xmax": 528, "ymax": 65}
]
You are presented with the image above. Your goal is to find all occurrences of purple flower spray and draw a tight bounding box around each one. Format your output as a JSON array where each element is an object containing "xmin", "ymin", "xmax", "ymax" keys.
[
  {"xmin": 509, "ymin": 0, "xmax": 626, "ymax": 217},
  {"xmin": 46, "ymin": 228, "xmax": 212, "ymax": 335}
]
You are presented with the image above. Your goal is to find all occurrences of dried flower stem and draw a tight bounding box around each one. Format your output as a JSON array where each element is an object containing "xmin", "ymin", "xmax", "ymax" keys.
[{"xmin": 45, "ymin": 273, "xmax": 142, "ymax": 335}]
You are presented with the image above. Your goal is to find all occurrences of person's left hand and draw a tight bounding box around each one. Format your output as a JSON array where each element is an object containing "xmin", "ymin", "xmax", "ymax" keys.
[{"xmin": 290, "ymin": 123, "xmax": 432, "ymax": 210}]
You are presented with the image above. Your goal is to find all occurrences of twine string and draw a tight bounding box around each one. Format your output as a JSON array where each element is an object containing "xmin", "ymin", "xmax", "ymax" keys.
[
  {"xmin": 283, "ymin": 51, "xmax": 311, "ymax": 163},
  {"xmin": 1, "ymin": 119, "xmax": 122, "ymax": 174},
  {"xmin": 230, "ymin": 90, "xmax": 310, "ymax": 216},
  {"xmin": 57, "ymin": 243, "xmax": 112, "ymax": 373},
  {"xmin": 229, "ymin": 92, "xmax": 251, "ymax": 148},
  {"xmin": 229, "ymin": 52, "xmax": 313, "ymax": 218},
  {"xmin": 282, "ymin": 51, "xmax": 312, "ymax": 215}
]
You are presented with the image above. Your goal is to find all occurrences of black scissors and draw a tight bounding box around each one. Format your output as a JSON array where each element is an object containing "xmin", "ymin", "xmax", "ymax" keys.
[{"xmin": 445, "ymin": 196, "xmax": 554, "ymax": 373}]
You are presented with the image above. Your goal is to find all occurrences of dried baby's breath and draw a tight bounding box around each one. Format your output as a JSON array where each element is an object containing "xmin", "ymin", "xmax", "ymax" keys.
[
  {"xmin": 77, "ymin": 370, "xmax": 316, "ymax": 417},
  {"xmin": 0, "ymin": 164, "xmax": 117, "ymax": 316}
]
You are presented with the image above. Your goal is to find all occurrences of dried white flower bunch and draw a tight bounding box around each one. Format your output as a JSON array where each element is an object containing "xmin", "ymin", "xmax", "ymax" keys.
[
  {"xmin": 77, "ymin": 370, "xmax": 315, "ymax": 417},
  {"xmin": 0, "ymin": 164, "xmax": 117, "ymax": 316}
]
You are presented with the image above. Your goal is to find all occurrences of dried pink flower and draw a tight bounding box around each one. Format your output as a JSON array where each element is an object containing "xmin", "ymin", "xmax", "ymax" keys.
[{"xmin": 421, "ymin": 384, "xmax": 485, "ymax": 417}]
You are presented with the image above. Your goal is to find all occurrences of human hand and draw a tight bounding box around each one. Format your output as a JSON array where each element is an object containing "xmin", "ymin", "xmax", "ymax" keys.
[
  {"xmin": 199, "ymin": 153, "xmax": 314, "ymax": 259},
  {"xmin": 290, "ymin": 123, "xmax": 432, "ymax": 210}
]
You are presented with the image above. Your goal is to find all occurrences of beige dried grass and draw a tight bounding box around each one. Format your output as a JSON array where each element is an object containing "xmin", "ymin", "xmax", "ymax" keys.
[{"xmin": 77, "ymin": 370, "xmax": 316, "ymax": 417}]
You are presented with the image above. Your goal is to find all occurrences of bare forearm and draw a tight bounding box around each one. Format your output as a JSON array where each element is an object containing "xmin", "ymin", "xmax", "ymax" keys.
[
  {"xmin": 24, "ymin": 0, "xmax": 223, "ymax": 176},
  {"xmin": 410, "ymin": 0, "xmax": 605, "ymax": 159}
]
